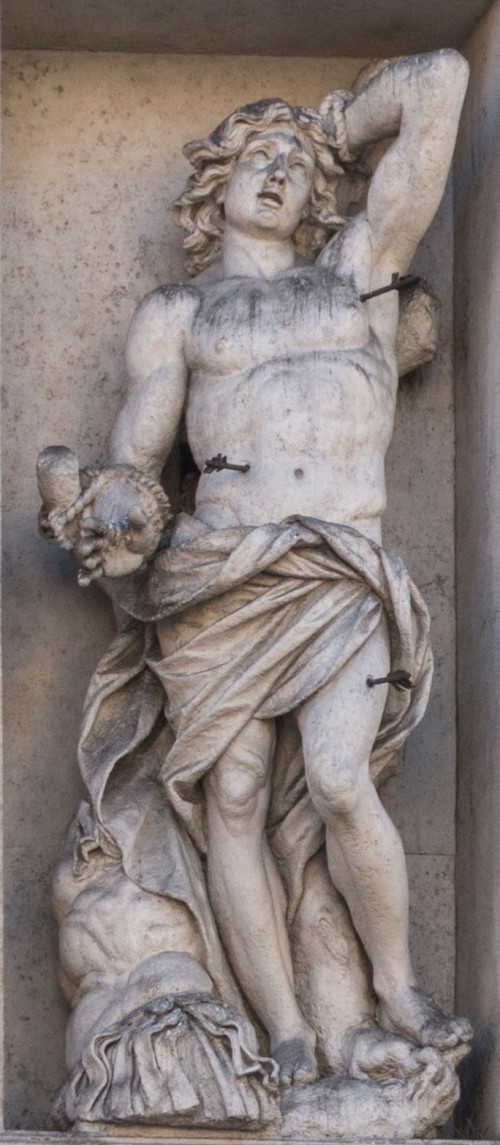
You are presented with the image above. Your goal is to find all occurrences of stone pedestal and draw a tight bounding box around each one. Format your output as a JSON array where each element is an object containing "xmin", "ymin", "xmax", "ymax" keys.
[{"xmin": 0, "ymin": 1137, "xmax": 495, "ymax": 1145}]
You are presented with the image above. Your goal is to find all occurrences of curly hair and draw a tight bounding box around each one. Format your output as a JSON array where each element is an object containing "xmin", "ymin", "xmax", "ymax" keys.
[{"xmin": 173, "ymin": 99, "xmax": 347, "ymax": 276}]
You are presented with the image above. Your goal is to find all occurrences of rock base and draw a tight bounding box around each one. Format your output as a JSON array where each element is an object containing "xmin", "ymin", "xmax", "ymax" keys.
[{"xmin": 0, "ymin": 1135, "xmax": 496, "ymax": 1145}]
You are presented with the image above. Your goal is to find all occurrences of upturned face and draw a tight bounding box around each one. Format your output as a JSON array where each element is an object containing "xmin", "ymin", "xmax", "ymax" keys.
[{"xmin": 222, "ymin": 124, "xmax": 315, "ymax": 241}]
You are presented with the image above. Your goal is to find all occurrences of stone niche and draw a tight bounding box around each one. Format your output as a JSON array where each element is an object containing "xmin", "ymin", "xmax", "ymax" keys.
[{"xmin": 2, "ymin": 0, "xmax": 500, "ymax": 1138}]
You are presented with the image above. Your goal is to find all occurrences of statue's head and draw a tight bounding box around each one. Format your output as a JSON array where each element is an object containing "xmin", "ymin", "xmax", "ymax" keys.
[{"xmin": 174, "ymin": 98, "xmax": 346, "ymax": 275}]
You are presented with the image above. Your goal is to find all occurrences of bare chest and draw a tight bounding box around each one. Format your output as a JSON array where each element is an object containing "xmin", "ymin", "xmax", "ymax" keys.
[{"xmin": 187, "ymin": 268, "xmax": 370, "ymax": 375}]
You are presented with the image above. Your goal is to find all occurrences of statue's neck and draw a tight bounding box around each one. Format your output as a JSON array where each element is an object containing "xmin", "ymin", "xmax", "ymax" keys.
[{"xmin": 222, "ymin": 226, "xmax": 295, "ymax": 280}]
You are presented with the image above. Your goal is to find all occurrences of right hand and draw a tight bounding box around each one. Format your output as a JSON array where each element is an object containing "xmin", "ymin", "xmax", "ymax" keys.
[{"xmin": 76, "ymin": 479, "xmax": 161, "ymax": 584}]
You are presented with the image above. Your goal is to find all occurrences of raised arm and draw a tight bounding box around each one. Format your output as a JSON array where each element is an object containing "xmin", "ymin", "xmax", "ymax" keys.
[
  {"xmin": 321, "ymin": 51, "xmax": 469, "ymax": 284},
  {"xmin": 342, "ymin": 50, "xmax": 469, "ymax": 276}
]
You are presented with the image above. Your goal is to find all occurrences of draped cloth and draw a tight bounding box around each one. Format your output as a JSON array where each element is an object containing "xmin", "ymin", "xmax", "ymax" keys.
[{"xmin": 77, "ymin": 514, "xmax": 432, "ymax": 991}]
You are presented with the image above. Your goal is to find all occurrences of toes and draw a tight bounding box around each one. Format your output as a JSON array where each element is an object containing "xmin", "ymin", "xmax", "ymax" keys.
[
  {"xmin": 427, "ymin": 1017, "xmax": 472, "ymax": 1050},
  {"xmin": 426, "ymin": 1015, "xmax": 472, "ymax": 1049},
  {"xmin": 293, "ymin": 1063, "xmax": 317, "ymax": 1086},
  {"xmin": 426, "ymin": 1026, "xmax": 459, "ymax": 1049},
  {"xmin": 380, "ymin": 987, "xmax": 473, "ymax": 1052},
  {"xmin": 422, "ymin": 1014, "xmax": 473, "ymax": 1050},
  {"xmin": 456, "ymin": 1017, "xmax": 473, "ymax": 1043},
  {"xmin": 279, "ymin": 1059, "xmax": 316, "ymax": 1087},
  {"xmin": 272, "ymin": 1036, "xmax": 318, "ymax": 1089}
]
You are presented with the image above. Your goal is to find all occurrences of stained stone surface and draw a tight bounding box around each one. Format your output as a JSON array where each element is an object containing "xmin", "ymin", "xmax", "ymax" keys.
[
  {"xmin": 4, "ymin": 48, "xmax": 462, "ymax": 1131},
  {"xmin": 2, "ymin": 0, "xmax": 492, "ymax": 56},
  {"xmin": 453, "ymin": 0, "xmax": 500, "ymax": 1135}
]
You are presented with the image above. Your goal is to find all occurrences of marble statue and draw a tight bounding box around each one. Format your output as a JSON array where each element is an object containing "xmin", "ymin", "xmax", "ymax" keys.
[{"xmin": 39, "ymin": 50, "xmax": 473, "ymax": 1138}]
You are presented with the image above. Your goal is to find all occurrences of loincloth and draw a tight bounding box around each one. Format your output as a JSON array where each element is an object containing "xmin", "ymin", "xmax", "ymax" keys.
[{"xmin": 76, "ymin": 515, "xmax": 432, "ymax": 989}]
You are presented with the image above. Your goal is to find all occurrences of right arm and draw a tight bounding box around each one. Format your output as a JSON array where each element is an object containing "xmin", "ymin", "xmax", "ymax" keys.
[
  {"xmin": 77, "ymin": 285, "xmax": 199, "ymax": 581},
  {"xmin": 110, "ymin": 285, "xmax": 197, "ymax": 477}
]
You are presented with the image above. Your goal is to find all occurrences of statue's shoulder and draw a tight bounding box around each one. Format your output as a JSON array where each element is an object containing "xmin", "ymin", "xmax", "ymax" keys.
[
  {"xmin": 127, "ymin": 283, "xmax": 202, "ymax": 365},
  {"xmin": 132, "ymin": 282, "xmax": 202, "ymax": 330}
]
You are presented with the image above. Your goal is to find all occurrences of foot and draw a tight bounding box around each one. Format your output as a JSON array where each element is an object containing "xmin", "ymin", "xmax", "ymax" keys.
[
  {"xmin": 378, "ymin": 985, "xmax": 473, "ymax": 1050},
  {"xmin": 344, "ymin": 1020, "xmax": 447, "ymax": 1084},
  {"xmin": 271, "ymin": 1032, "xmax": 318, "ymax": 1088}
]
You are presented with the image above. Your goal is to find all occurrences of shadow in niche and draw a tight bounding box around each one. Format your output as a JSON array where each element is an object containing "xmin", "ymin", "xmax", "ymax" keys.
[
  {"xmin": 454, "ymin": 1026, "xmax": 495, "ymax": 1139},
  {"xmin": 161, "ymin": 425, "xmax": 200, "ymax": 518},
  {"xmin": 178, "ymin": 436, "xmax": 201, "ymax": 514}
]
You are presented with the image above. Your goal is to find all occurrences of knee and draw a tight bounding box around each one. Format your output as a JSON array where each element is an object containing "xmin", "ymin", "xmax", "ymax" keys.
[
  {"xmin": 308, "ymin": 758, "xmax": 366, "ymax": 819},
  {"xmin": 207, "ymin": 750, "xmax": 268, "ymax": 824}
]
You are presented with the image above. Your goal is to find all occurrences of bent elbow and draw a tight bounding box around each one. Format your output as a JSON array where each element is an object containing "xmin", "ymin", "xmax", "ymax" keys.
[
  {"xmin": 437, "ymin": 48, "xmax": 469, "ymax": 87},
  {"xmin": 401, "ymin": 49, "xmax": 469, "ymax": 128},
  {"xmin": 424, "ymin": 49, "xmax": 469, "ymax": 101}
]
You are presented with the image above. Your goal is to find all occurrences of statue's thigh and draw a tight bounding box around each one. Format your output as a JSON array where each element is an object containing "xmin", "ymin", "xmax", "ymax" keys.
[{"xmin": 297, "ymin": 616, "xmax": 390, "ymax": 774}]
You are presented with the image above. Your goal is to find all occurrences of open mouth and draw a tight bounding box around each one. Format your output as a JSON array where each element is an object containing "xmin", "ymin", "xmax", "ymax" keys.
[{"xmin": 258, "ymin": 189, "xmax": 283, "ymax": 206}]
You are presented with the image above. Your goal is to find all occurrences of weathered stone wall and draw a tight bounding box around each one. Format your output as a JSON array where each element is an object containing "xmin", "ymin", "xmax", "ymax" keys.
[
  {"xmin": 2, "ymin": 51, "xmax": 457, "ymax": 1130},
  {"xmin": 454, "ymin": 2, "xmax": 500, "ymax": 1136}
]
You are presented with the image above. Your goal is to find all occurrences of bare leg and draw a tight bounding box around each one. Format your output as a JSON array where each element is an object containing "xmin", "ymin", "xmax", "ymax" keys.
[
  {"xmin": 263, "ymin": 837, "xmax": 292, "ymax": 981},
  {"xmin": 298, "ymin": 619, "xmax": 471, "ymax": 1050},
  {"xmin": 204, "ymin": 717, "xmax": 317, "ymax": 1085}
]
